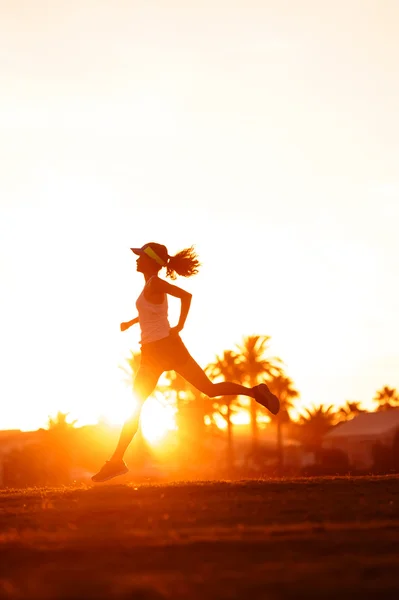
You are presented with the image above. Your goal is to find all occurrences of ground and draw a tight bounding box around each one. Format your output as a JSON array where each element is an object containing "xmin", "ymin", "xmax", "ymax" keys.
[{"xmin": 0, "ymin": 476, "xmax": 398, "ymax": 599}]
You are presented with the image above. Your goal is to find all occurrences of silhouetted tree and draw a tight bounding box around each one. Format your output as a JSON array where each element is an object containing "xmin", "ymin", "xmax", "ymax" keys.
[
  {"xmin": 46, "ymin": 411, "xmax": 77, "ymax": 483},
  {"xmin": 335, "ymin": 401, "xmax": 366, "ymax": 423},
  {"xmin": 47, "ymin": 411, "xmax": 77, "ymax": 431},
  {"xmin": 235, "ymin": 335, "xmax": 282, "ymax": 456},
  {"xmin": 119, "ymin": 350, "xmax": 141, "ymax": 390},
  {"xmin": 162, "ymin": 371, "xmax": 214, "ymax": 467},
  {"xmin": 294, "ymin": 404, "xmax": 336, "ymax": 453},
  {"xmin": 267, "ymin": 374, "xmax": 299, "ymax": 475},
  {"xmin": 373, "ymin": 386, "xmax": 399, "ymax": 411},
  {"xmin": 206, "ymin": 349, "xmax": 245, "ymax": 470}
]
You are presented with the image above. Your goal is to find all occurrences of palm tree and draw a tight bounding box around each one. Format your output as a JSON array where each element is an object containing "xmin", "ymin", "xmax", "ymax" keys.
[
  {"xmin": 162, "ymin": 371, "xmax": 214, "ymax": 464},
  {"xmin": 373, "ymin": 386, "xmax": 399, "ymax": 411},
  {"xmin": 206, "ymin": 349, "xmax": 245, "ymax": 470},
  {"xmin": 46, "ymin": 411, "xmax": 78, "ymax": 482},
  {"xmin": 267, "ymin": 374, "xmax": 299, "ymax": 475},
  {"xmin": 119, "ymin": 350, "xmax": 141, "ymax": 389},
  {"xmin": 336, "ymin": 401, "xmax": 365, "ymax": 422},
  {"xmin": 47, "ymin": 411, "xmax": 77, "ymax": 431},
  {"xmin": 235, "ymin": 335, "xmax": 283, "ymax": 456},
  {"xmin": 163, "ymin": 370, "xmax": 196, "ymax": 410},
  {"xmin": 294, "ymin": 404, "xmax": 336, "ymax": 453}
]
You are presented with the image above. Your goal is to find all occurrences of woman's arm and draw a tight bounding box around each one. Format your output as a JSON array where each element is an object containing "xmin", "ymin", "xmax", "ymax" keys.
[
  {"xmin": 152, "ymin": 278, "xmax": 192, "ymax": 333},
  {"xmin": 120, "ymin": 316, "xmax": 139, "ymax": 332},
  {"xmin": 173, "ymin": 292, "xmax": 192, "ymax": 334}
]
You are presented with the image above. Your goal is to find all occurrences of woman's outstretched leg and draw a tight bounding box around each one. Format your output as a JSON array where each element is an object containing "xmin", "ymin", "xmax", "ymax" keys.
[
  {"xmin": 91, "ymin": 367, "xmax": 161, "ymax": 482},
  {"xmin": 175, "ymin": 355, "xmax": 280, "ymax": 415}
]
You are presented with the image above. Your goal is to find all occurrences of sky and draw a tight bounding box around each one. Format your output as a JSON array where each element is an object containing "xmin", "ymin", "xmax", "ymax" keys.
[{"xmin": 1, "ymin": 0, "xmax": 399, "ymax": 431}]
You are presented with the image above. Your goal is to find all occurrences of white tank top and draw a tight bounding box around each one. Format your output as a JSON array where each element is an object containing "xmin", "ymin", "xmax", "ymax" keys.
[{"xmin": 135, "ymin": 277, "xmax": 170, "ymax": 344}]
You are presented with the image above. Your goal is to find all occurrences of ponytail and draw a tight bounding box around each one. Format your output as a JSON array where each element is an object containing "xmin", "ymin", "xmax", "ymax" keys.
[{"xmin": 165, "ymin": 246, "xmax": 200, "ymax": 279}]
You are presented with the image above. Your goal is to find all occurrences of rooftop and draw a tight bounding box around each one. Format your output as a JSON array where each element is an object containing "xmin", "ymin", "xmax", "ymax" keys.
[{"xmin": 325, "ymin": 409, "xmax": 399, "ymax": 439}]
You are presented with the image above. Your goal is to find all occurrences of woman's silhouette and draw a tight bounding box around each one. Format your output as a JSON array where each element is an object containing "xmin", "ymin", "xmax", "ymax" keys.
[{"xmin": 92, "ymin": 243, "xmax": 280, "ymax": 482}]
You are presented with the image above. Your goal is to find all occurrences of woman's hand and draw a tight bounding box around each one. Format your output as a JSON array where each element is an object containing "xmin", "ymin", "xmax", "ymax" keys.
[
  {"xmin": 169, "ymin": 325, "xmax": 182, "ymax": 336},
  {"xmin": 120, "ymin": 317, "xmax": 139, "ymax": 332}
]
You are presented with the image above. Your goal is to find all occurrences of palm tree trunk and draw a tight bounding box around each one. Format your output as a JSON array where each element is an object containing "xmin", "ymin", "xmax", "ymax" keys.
[
  {"xmin": 277, "ymin": 418, "xmax": 284, "ymax": 477},
  {"xmin": 176, "ymin": 391, "xmax": 185, "ymax": 467},
  {"xmin": 227, "ymin": 403, "xmax": 234, "ymax": 472},
  {"xmin": 250, "ymin": 373, "xmax": 259, "ymax": 458},
  {"xmin": 250, "ymin": 399, "xmax": 258, "ymax": 457}
]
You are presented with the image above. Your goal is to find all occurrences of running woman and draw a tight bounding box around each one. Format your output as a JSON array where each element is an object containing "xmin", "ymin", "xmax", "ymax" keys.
[{"xmin": 92, "ymin": 243, "xmax": 280, "ymax": 482}]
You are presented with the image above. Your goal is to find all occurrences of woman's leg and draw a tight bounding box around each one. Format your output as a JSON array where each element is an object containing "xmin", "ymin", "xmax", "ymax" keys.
[
  {"xmin": 175, "ymin": 355, "xmax": 256, "ymax": 398},
  {"xmin": 110, "ymin": 366, "xmax": 161, "ymax": 462}
]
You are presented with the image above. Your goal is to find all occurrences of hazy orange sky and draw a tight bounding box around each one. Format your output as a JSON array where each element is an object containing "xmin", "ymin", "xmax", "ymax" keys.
[{"xmin": 1, "ymin": 0, "xmax": 399, "ymax": 431}]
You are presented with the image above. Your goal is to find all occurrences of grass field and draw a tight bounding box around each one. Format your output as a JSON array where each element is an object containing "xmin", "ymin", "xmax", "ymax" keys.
[{"xmin": 1, "ymin": 476, "xmax": 398, "ymax": 599}]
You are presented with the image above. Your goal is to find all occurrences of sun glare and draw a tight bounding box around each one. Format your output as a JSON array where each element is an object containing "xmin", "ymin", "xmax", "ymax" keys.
[
  {"xmin": 140, "ymin": 396, "xmax": 177, "ymax": 444},
  {"xmin": 231, "ymin": 410, "xmax": 251, "ymax": 426},
  {"xmin": 98, "ymin": 384, "xmax": 177, "ymax": 446},
  {"xmin": 213, "ymin": 412, "xmax": 227, "ymax": 430}
]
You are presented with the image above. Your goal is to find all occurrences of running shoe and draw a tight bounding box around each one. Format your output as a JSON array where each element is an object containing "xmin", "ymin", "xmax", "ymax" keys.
[
  {"xmin": 91, "ymin": 459, "xmax": 129, "ymax": 483},
  {"xmin": 253, "ymin": 383, "xmax": 280, "ymax": 415}
]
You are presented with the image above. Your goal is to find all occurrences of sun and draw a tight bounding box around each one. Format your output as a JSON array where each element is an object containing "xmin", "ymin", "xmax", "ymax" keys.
[
  {"xmin": 140, "ymin": 395, "xmax": 177, "ymax": 444},
  {"xmin": 94, "ymin": 381, "xmax": 177, "ymax": 446}
]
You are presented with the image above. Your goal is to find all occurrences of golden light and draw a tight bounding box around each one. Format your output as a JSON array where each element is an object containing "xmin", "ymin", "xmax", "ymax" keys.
[
  {"xmin": 231, "ymin": 410, "xmax": 251, "ymax": 426},
  {"xmin": 213, "ymin": 412, "xmax": 227, "ymax": 430},
  {"xmin": 140, "ymin": 396, "xmax": 177, "ymax": 445}
]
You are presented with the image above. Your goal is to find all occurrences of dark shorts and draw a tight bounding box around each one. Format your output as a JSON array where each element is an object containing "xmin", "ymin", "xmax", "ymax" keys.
[{"xmin": 140, "ymin": 334, "xmax": 192, "ymax": 375}]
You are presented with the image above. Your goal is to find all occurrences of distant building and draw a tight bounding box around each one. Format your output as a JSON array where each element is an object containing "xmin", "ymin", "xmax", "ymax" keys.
[
  {"xmin": 0, "ymin": 429, "xmax": 47, "ymax": 486},
  {"xmin": 323, "ymin": 409, "xmax": 399, "ymax": 469}
]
